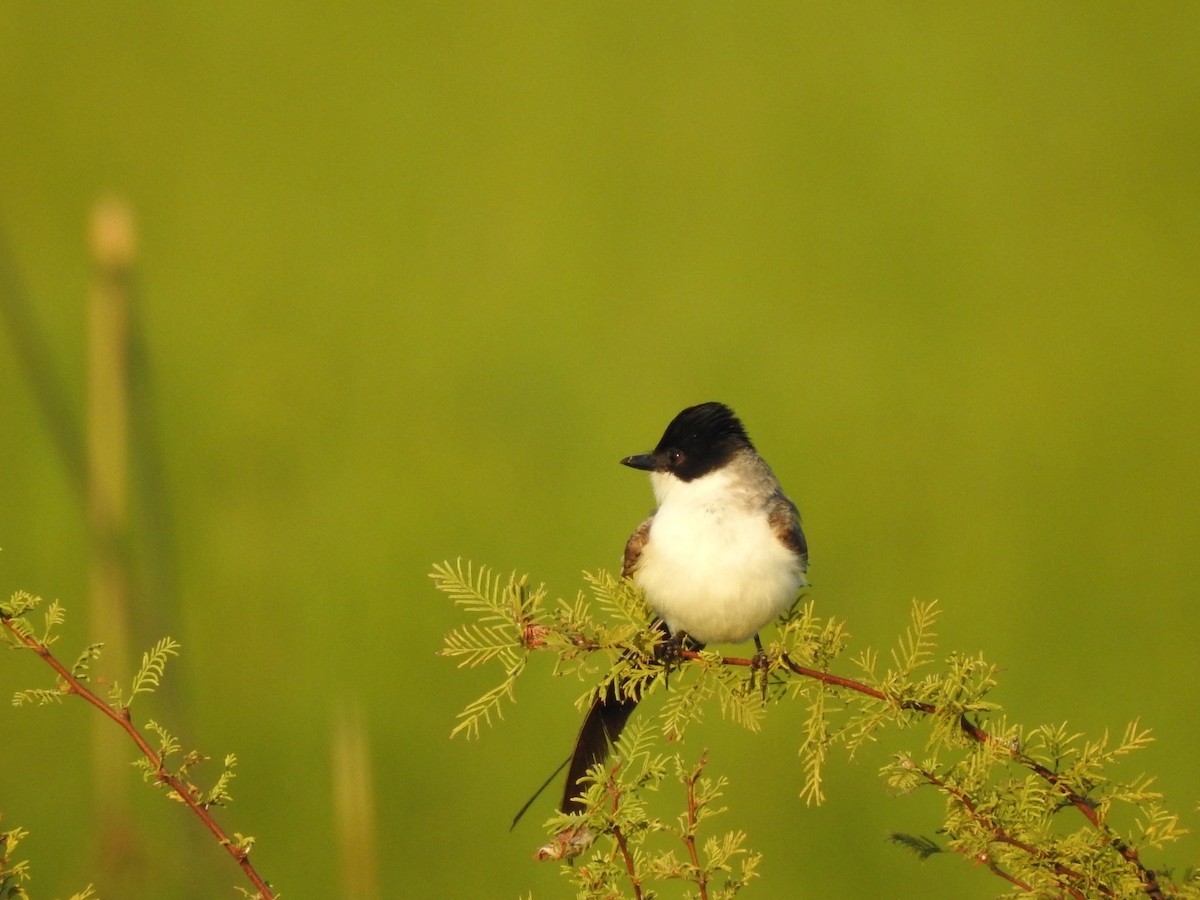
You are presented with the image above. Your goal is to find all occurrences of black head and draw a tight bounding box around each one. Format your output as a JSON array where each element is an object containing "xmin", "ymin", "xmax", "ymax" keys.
[{"xmin": 621, "ymin": 402, "xmax": 753, "ymax": 481}]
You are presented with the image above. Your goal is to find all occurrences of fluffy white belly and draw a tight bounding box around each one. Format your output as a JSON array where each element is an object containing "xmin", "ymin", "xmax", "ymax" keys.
[{"xmin": 634, "ymin": 491, "xmax": 805, "ymax": 645}]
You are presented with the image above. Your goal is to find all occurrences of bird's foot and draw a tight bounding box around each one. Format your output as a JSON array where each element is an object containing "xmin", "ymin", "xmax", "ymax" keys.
[{"xmin": 655, "ymin": 630, "xmax": 694, "ymax": 691}]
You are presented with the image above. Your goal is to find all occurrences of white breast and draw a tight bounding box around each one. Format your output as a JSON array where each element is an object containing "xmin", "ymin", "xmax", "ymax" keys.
[{"xmin": 634, "ymin": 466, "xmax": 806, "ymax": 645}]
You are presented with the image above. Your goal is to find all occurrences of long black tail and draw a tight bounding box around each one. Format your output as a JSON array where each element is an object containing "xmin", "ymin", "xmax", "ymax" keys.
[
  {"xmin": 510, "ymin": 622, "xmax": 677, "ymax": 828},
  {"xmin": 559, "ymin": 680, "xmax": 643, "ymax": 814},
  {"xmin": 560, "ymin": 620, "xmax": 681, "ymax": 814},
  {"xmin": 508, "ymin": 673, "xmax": 648, "ymax": 829}
]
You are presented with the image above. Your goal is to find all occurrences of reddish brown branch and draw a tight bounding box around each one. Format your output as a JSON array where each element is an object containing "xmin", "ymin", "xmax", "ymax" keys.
[
  {"xmin": 1, "ymin": 614, "xmax": 275, "ymax": 899},
  {"xmin": 678, "ymin": 647, "xmax": 1166, "ymax": 900},
  {"xmin": 986, "ymin": 859, "xmax": 1036, "ymax": 893},
  {"xmin": 681, "ymin": 753, "xmax": 709, "ymax": 900},
  {"xmin": 605, "ymin": 765, "xmax": 644, "ymax": 900},
  {"xmin": 913, "ymin": 762, "xmax": 1095, "ymax": 899},
  {"xmin": 511, "ymin": 610, "xmax": 1167, "ymax": 896}
]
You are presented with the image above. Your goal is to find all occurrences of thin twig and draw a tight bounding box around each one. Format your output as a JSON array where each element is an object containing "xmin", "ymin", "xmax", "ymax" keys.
[
  {"xmin": 1, "ymin": 613, "xmax": 274, "ymax": 899},
  {"xmin": 986, "ymin": 858, "xmax": 1036, "ymax": 893},
  {"xmin": 686, "ymin": 648, "xmax": 1166, "ymax": 900},
  {"xmin": 682, "ymin": 753, "xmax": 709, "ymax": 900},
  {"xmin": 510, "ymin": 598, "xmax": 1168, "ymax": 897},
  {"xmin": 606, "ymin": 765, "xmax": 644, "ymax": 900},
  {"xmin": 912, "ymin": 762, "xmax": 1095, "ymax": 899}
]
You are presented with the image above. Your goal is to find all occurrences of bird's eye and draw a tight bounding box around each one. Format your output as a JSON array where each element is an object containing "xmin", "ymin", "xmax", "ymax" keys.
[{"xmin": 667, "ymin": 449, "xmax": 684, "ymax": 466}]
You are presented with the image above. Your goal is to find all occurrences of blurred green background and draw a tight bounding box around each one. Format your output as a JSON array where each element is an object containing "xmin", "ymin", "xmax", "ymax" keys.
[{"xmin": 3, "ymin": 4, "xmax": 1199, "ymax": 898}]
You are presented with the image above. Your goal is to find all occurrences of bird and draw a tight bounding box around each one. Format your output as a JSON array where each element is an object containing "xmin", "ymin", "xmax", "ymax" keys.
[{"xmin": 559, "ymin": 401, "xmax": 808, "ymax": 817}]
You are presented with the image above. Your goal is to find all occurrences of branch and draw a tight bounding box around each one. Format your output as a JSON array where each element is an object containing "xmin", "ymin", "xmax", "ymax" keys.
[
  {"xmin": 435, "ymin": 564, "xmax": 1192, "ymax": 898},
  {"xmin": 909, "ymin": 760, "xmax": 1094, "ymax": 899},
  {"xmin": 681, "ymin": 753, "xmax": 710, "ymax": 900},
  {"xmin": 0, "ymin": 611, "xmax": 275, "ymax": 899},
  {"xmin": 692, "ymin": 647, "xmax": 1166, "ymax": 900},
  {"xmin": 605, "ymin": 765, "xmax": 645, "ymax": 900}
]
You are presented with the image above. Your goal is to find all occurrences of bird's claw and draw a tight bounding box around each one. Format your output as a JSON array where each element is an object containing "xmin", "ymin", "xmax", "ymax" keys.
[{"xmin": 655, "ymin": 631, "xmax": 690, "ymax": 690}]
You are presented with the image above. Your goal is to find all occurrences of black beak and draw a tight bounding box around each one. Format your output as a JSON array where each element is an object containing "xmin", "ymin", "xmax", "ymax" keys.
[{"xmin": 620, "ymin": 453, "xmax": 657, "ymax": 471}]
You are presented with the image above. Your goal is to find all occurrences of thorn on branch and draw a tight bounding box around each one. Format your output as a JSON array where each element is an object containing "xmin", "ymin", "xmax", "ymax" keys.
[{"xmin": 522, "ymin": 622, "xmax": 549, "ymax": 648}]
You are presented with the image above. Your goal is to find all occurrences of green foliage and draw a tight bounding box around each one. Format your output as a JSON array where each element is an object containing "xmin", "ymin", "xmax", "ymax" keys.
[
  {"xmin": 133, "ymin": 720, "xmax": 238, "ymax": 811},
  {"xmin": 10, "ymin": 686, "xmax": 67, "ymax": 708},
  {"xmin": 69, "ymin": 644, "xmax": 104, "ymax": 682},
  {"xmin": 435, "ymin": 561, "xmax": 1200, "ymax": 899},
  {"xmin": 2, "ymin": 594, "xmax": 181, "ymax": 713},
  {"xmin": 204, "ymin": 755, "xmax": 239, "ymax": 810},
  {"xmin": 4, "ymin": 593, "xmax": 71, "ymax": 707},
  {"xmin": 2, "ymin": 591, "xmax": 272, "ymax": 898},
  {"xmin": 433, "ymin": 560, "xmax": 544, "ymax": 738},
  {"xmin": 539, "ymin": 721, "xmax": 760, "ymax": 900},
  {"xmin": 1, "ymin": 593, "xmax": 61, "ymax": 651},
  {"xmin": 0, "ymin": 820, "xmax": 31, "ymax": 900},
  {"xmin": 108, "ymin": 637, "xmax": 180, "ymax": 711},
  {"xmin": 434, "ymin": 561, "xmax": 664, "ymax": 739},
  {"xmin": 0, "ymin": 816, "xmax": 95, "ymax": 900}
]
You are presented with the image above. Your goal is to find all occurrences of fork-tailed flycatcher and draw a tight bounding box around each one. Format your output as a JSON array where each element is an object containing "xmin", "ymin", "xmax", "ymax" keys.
[{"xmin": 560, "ymin": 401, "xmax": 808, "ymax": 815}]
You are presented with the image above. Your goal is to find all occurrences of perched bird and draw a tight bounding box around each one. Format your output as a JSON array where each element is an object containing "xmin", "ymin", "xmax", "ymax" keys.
[{"xmin": 560, "ymin": 401, "xmax": 808, "ymax": 815}]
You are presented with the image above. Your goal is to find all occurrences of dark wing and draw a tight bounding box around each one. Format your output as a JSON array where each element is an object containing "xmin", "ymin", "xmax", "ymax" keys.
[
  {"xmin": 766, "ymin": 492, "xmax": 808, "ymax": 572},
  {"xmin": 621, "ymin": 514, "xmax": 654, "ymax": 579}
]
